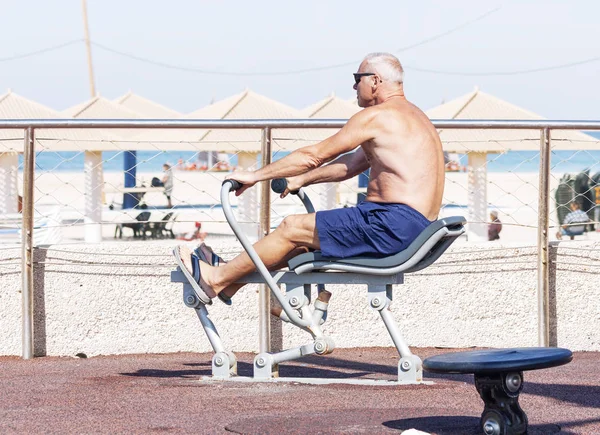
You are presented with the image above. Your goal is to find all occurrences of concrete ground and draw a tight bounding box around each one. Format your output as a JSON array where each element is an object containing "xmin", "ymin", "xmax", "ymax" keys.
[{"xmin": 1, "ymin": 347, "xmax": 598, "ymax": 434}]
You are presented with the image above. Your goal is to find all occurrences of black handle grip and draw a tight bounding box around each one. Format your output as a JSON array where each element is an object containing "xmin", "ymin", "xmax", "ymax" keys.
[
  {"xmin": 271, "ymin": 178, "xmax": 287, "ymax": 194},
  {"xmin": 223, "ymin": 179, "xmax": 243, "ymax": 192},
  {"xmin": 271, "ymin": 178, "xmax": 299, "ymax": 195}
]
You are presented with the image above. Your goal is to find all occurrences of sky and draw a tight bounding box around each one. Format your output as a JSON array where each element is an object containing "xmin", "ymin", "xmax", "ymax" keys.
[{"xmin": 2, "ymin": 1, "xmax": 599, "ymax": 119}]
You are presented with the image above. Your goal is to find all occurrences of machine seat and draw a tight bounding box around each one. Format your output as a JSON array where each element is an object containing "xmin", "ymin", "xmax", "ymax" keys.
[{"xmin": 288, "ymin": 216, "xmax": 466, "ymax": 275}]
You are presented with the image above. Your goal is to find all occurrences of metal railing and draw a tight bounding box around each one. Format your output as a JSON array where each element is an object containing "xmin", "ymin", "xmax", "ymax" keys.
[{"xmin": 1, "ymin": 118, "xmax": 599, "ymax": 359}]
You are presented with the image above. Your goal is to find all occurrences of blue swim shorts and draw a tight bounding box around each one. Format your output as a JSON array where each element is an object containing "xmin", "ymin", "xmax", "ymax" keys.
[{"xmin": 315, "ymin": 201, "xmax": 431, "ymax": 259}]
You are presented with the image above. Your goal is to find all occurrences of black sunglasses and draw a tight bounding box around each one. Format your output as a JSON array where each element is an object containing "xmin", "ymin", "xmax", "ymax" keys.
[{"xmin": 353, "ymin": 73, "xmax": 375, "ymax": 85}]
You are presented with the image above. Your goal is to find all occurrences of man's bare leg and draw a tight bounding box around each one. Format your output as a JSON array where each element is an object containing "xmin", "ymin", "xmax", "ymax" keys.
[
  {"xmin": 198, "ymin": 214, "xmax": 319, "ymax": 296},
  {"xmin": 218, "ymin": 246, "xmax": 310, "ymax": 299}
]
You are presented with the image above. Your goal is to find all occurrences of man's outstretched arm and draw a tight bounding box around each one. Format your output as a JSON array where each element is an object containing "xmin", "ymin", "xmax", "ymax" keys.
[
  {"xmin": 225, "ymin": 107, "xmax": 377, "ymax": 194},
  {"xmin": 283, "ymin": 149, "xmax": 370, "ymax": 196}
]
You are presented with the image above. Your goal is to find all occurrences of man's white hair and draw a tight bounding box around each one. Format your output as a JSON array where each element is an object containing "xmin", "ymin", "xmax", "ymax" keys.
[{"xmin": 363, "ymin": 52, "xmax": 404, "ymax": 84}]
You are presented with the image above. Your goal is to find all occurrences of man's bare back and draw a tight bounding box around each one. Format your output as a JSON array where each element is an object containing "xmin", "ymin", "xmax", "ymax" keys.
[{"xmin": 360, "ymin": 98, "xmax": 445, "ymax": 221}]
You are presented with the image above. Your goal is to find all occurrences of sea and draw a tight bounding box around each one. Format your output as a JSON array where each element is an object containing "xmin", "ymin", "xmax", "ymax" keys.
[{"xmin": 19, "ymin": 131, "xmax": 600, "ymax": 176}]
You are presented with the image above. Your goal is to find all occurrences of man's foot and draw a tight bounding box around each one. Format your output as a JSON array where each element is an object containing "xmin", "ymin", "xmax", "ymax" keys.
[
  {"xmin": 556, "ymin": 231, "xmax": 562, "ymax": 240},
  {"xmin": 194, "ymin": 244, "xmax": 232, "ymax": 306},
  {"xmin": 195, "ymin": 243, "xmax": 227, "ymax": 267},
  {"xmin": 173, "ymin": 245, "xmax": 217, "ymax": 304}
]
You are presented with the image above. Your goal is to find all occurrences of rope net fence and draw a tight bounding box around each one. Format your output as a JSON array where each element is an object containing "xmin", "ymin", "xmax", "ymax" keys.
[{"xmin": 0, "ymin": 125, "xmax": 599, "ymax": 263}]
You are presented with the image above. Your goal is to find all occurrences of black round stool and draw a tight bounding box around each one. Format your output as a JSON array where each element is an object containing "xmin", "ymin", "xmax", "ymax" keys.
[{"xmin": 423, "ymin": 347, "xmax": 572, "ymax": 435}]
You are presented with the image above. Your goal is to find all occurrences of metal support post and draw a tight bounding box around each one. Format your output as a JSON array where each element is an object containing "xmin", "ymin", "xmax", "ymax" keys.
[
  {"xmin": 193, "ymin": 304, "xmax": 226, "ymax": 354},
  {"xmin": 259, "ymin": 127, "xmax": 273, "ymax": 354},
  {"xmin": 21, "ymin": 128, "xmax": 35, "ymax": 359},
  {"xmin": 537, "ymin": 128, "xmax": 551, "ymax": 347},
  {"xmin": 467, "ymin": 152, "xmax": 489, "ymax": 241}
]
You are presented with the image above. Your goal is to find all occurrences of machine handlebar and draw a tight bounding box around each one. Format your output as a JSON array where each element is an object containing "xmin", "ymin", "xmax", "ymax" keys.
[
  {"xmin": 222, "ymin": 179, "xmax": 243, "ymax": 192},
  {"xmin": 270, "ymin": 178, "xmax": 299, "ymax": 195}
]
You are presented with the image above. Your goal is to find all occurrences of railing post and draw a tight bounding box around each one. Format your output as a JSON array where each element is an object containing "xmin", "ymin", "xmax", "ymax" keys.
[
  {"xmin": 467, "ymin": 152, "xmax": 489, "ymax": 241},
  {"xmin": 21, "ymin": 127, "xmax": 35, "ymax": 359},
  {"xmin": 537, "ymin": 128, "xmax": 551, "ymax": 347},
  {"xmin": 259, "ymin": 127, "xmax": 272, "ymax": 355}
]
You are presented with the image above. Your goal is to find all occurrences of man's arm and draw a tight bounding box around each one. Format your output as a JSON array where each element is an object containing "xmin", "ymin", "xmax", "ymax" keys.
[
  {"xmin": 225, "ymin": 108, "xmax": 378, "ymax": 192},
  {"xmin": 288, "ymin": 148, "xmax": 370, "ymax": 191},
  {"xmin": 258, "ymin": 108, "xmax": 376, "ymax": 180}
]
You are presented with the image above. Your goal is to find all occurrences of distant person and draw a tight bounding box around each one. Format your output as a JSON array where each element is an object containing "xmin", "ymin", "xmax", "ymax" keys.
[
  {"xmin": 176, "ymin": 222, "xmax": 207, "ymax": 241},
  {"xmin": 557, "ymin": 201, "xmax": 589, "ymax": 240},
  {"xmin": 151, "ymin": 163, "xmax": 174, "ymax": 207},
  {"xmin": 185, "ymin": 161, "xmax": 197, "ymax": 171},
  {"xmin": 162, "ymin": 163, "xmax": 174, "ymax": 208},
  {"xmin": 488, "ymin": 210, "xmax": 502, "ymax": 241},
  {"xmin": 196, "ymin": 151, "xmax": 209, "ymax": 171}
]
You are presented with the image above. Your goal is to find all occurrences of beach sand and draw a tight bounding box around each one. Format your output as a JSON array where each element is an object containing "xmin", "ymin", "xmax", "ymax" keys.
[{"xmin": 5, "ymin": 169, "xmax": 598, "ymax": 245}]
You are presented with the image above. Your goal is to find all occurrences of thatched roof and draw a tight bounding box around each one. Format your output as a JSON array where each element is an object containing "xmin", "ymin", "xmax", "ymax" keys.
[
  {"xmin": 0, "ymin": 90, "xmax": 113, "ymax": 153},
  {"xmin": 114, "ymin": 92, "xmax": 181, "ymax": 118},
  {"xmin": 427, "ymin": 87, "xmax": 598, "ymax": 152},
  {"xmin": 298, "ymin": 93, "xmax": 361, "ymax": 143},
  {"xmin": 132, "ymin": 89, "xmax": 325, "ymax": 154}
]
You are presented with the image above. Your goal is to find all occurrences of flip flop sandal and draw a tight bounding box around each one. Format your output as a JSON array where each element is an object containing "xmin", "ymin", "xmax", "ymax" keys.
[
  {"xmin": 173, "ymin": 245, "xmax": 216, "ymax": 305},
  {"xmin": 217, "ymin": 293, "xmax": 233, "ymax": 306},
  {"xmin": 194, "ymin": 244, "xmax": 232, "ymax": 306},
  {"xmin": 194, "ymin": 243, "xmax": 226, "ymax": 267}
]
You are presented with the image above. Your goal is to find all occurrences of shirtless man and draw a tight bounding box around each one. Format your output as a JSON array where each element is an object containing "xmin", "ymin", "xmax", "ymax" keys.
[{"xmin": 174, "ymin": 52, "xmax": 445, "ymax": 305}]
